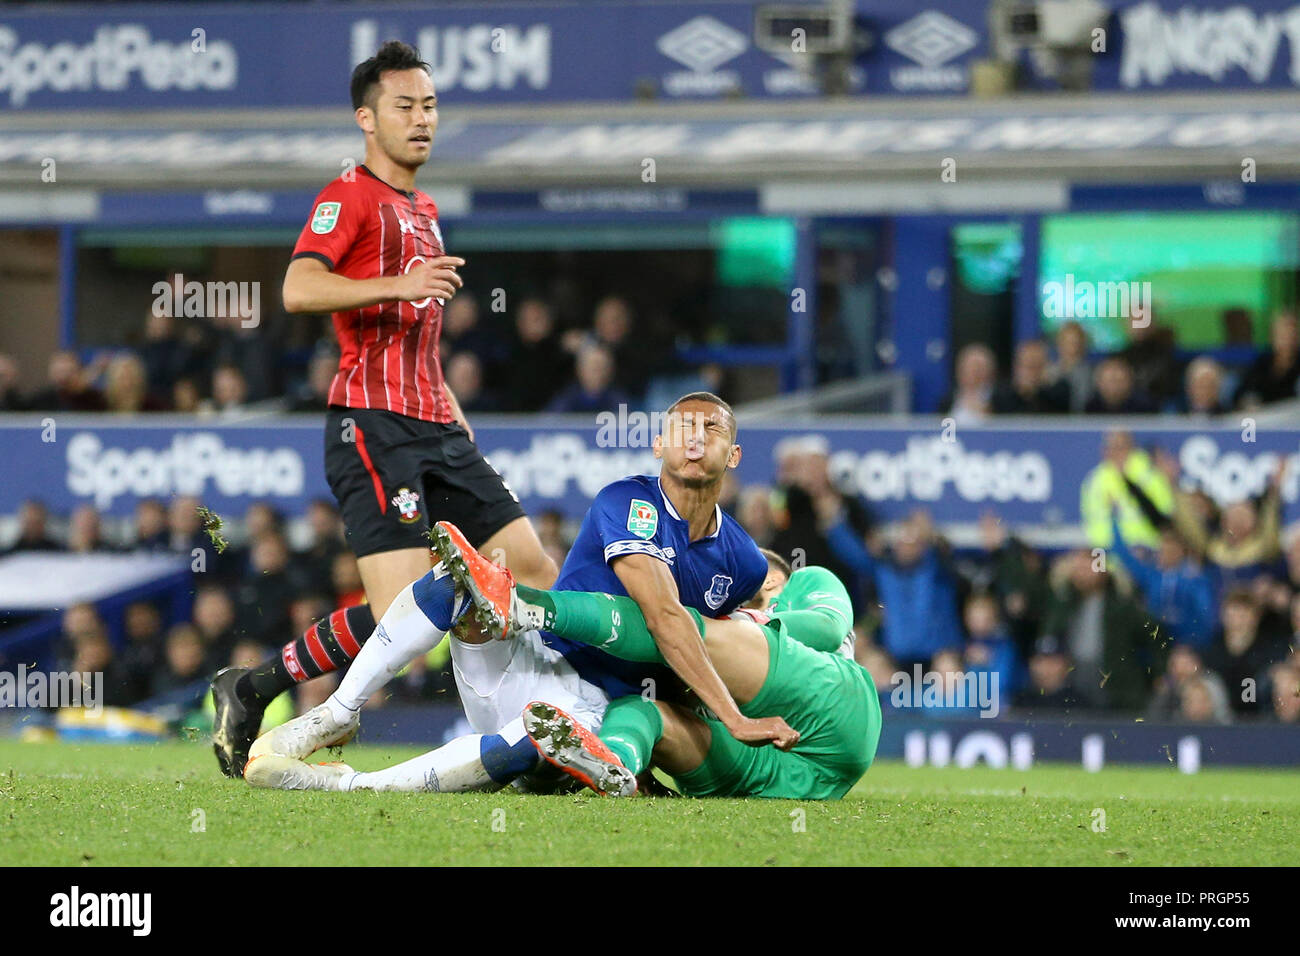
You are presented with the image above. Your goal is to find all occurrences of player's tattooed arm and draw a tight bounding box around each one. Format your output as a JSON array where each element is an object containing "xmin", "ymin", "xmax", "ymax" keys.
[
  {"xmin": 612, "ymin": 553, "xmax": 799, "ymax": 751},
  {"xmin": 282, "ymin": 256, "xmax": 465, "ymax": 313}
]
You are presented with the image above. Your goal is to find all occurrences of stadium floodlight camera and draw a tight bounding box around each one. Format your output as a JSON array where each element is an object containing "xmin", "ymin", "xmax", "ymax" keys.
[
  {"xmin": 755, "ymin": 1, "xmax": 870, "ymax": 95},
  {"xmin": 989, "ymin": 0, "xmax": 1110, "ymax": 91},
  {"xmin": 755, "ymin": 3, "xmax": 851, "ymax": 56}
]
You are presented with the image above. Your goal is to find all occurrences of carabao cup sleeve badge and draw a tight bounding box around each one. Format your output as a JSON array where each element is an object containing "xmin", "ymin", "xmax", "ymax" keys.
[{"xmin": 627, "ymin": 499, "xmax": 658, "ymax": 539}]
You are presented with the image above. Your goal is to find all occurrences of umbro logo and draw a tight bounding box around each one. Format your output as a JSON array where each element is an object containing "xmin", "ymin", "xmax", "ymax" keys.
[
  {"xmin": 657, "ymin": 16, "xmax": 747, "ymax": 73},
  {"xmin": 884, "ymin": 11, "xmax": 977, "ymax": 68}
]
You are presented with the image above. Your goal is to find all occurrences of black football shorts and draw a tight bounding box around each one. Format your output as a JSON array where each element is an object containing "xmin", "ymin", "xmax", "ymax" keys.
[{"xmin": 324, "ymin": 406, "xmax": 526, "ymax": 558}]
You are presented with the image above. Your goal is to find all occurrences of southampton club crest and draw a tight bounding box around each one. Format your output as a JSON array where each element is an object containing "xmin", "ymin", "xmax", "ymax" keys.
[
  {"xmin": 704, "ymin": 574, "xmax": 733, "ymax": 611},
  {"xmin": 391, "ymin": 487, "xmax": 422, "ymax": 524}
]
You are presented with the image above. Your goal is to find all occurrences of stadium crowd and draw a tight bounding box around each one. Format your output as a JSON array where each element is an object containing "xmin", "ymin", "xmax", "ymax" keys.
[
  {"xmin": 5, "ymin": 423, "xmax": 1299, "ymax": 726},
  {"xmin": 0, "ymin": 289, "xmax": 713, "ymax": 418},
  {"xmin": 3, "ymin": 296, "xmax": 1299, "ymax": 725},
  {"xmin": 940, "ymin": 313, "xmax": 1300, "ymax": 420},
  {"xmin": 745, "ymin": 431, "xmax": 1300, "ymax": 724},
  {"xmin": 2, "ymin": 290, "xmax": 1298, "ymax": 420}
]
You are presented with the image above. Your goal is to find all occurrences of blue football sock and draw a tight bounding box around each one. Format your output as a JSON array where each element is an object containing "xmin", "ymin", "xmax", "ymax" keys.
[
  {"xmin": 411, "ymin": 565, "xmax": 470, "ymax": 631},
  {"xmin": 479, "ymin": 721, "xmax": 542, "ymax": 784}
]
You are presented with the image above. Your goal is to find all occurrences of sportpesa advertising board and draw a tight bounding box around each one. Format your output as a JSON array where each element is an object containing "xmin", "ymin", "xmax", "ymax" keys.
[
  {"xmin": 2, "ymin": 417, "xmax": 1296, "ymax": 529},
  {"xmin": 7, "ymin": 0, "xmax": 1300, "ymax": 110}
]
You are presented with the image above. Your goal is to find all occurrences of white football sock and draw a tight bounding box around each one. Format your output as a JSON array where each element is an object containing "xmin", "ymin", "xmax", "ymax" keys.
[
  {"xmin": 346, "ymin": 734, "xmax": 497, "ymax": 793},
  {"xmin": 326, "ymin": 579, "xmax": 445, "ymax": 722}
]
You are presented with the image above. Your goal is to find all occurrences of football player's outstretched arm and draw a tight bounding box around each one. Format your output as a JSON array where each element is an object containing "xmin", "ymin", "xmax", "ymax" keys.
[
  {"xmin": 282, "ymin": 255, "xmax": 465, "ymax": 314},
  {"xmin": 612, "ymin": 553, "xmax": 798, "ymax": 750}
]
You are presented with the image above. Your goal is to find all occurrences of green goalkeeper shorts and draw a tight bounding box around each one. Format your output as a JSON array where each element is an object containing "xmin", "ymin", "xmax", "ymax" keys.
[{"xmin": 673, "ymin": 626, "xmax": 881, "ymax": 800}]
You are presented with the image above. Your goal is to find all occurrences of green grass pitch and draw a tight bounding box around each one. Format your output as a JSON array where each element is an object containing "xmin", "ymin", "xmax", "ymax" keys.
[{"xmin": 1, "ymin": 740, "xmax": 1296, "ymax": 866}]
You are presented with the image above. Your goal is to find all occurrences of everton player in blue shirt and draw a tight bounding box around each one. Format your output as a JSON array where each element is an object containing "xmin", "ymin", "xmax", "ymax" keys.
[
  {"xmin": 540, "ymin": 416, "xmax": 773, "ymax": 706},
  {"xmin": 244, "ymin": 392, "xmax": 799, "ymax": 793}
]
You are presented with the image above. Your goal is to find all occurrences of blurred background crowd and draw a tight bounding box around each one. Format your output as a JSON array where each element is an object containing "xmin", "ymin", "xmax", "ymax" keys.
[
  {"xmin": 5, "ymin": 0, "xmax": 1300, "ymax": 745},
  {"xmin": 8, "ymin": 414, "xmax": 1300, "ymax": 726},
  {"xmin": 0, "ymin": 285, "xmax": 722, "ymax": 419},
  {"xmin": 3, "ymin": 286, "xmax": 1298, "ymax": 423},
  {"xmin": 941, "ymin": 312, "xmax": 1300, "ymax": 419}
]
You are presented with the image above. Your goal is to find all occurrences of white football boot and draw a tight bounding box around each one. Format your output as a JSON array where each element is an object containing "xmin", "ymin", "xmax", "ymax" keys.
[
  {"xmin": 247, "ymin": 701, "xmax": 359, "ymax": 763},
  {"xmin": 244, "ymin": 754, "xmax": 356, "ymax": 791}
]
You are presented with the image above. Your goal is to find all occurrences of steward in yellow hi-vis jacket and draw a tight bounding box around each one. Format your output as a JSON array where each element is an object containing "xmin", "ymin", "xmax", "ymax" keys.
[{"xmin": 1080, "ymin": 431, "xmax": 1174, "ymax": 549}]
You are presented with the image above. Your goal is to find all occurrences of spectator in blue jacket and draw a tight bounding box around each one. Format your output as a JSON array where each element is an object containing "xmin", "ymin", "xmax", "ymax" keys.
[
  {"xmin": 826, "ymin": 508, "xmax": 963, "ymax": 667},
  {"xmin": 545, "ymin": 344, "xmax": 630, "ymax": 413},
  {"xmin": 1110, "ymin": 511, "xmax": 1218, "ymax": 650},
  {"xmin": 962, "ymin": 590, "xmax": 1024, "ymax": 698},
  {"xmin": 919, "ymin": 648, "xmax": 984, "ymax": 718}
]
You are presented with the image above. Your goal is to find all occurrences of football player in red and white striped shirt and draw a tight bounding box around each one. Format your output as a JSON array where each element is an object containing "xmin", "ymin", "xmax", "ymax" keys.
[{"xmin": 212, "ymin": 42, "xmax": 556, "ymax": 776}]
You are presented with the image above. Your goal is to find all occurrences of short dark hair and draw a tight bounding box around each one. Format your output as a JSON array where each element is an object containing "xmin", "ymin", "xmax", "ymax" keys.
[
  {"xmin": 351, "ymin": 41, "xmax": 431, "ymax": 111},
  {"xmin": 759, "ymin": 547, "xmax": 792, "ymax": 580},
  {"xmin": 1224, "ymin": 588, "xmax": 1259, "ymax": 610},
  {"xmin": 664, "ymin": 391, "xmax": 737, "ymax": 440}
]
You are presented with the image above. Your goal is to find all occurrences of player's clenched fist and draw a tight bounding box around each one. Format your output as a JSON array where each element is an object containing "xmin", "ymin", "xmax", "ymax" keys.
[
  {"xmin": 731, "ymin": 715, "xmax": 801, "ymax": 751},
  {"xmin": 396, "ymin": 255, "xmax": 465, "ymax": 302}
]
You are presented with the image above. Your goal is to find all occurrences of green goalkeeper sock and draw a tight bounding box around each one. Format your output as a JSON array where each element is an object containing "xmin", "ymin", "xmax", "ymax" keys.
[
  {"xmin": 514, "ymin": 584, "xmax": 705, "ymax": 664},
  {"xmin": 599, "ymin": 696, "xmax": 663, "ymax": 775}
]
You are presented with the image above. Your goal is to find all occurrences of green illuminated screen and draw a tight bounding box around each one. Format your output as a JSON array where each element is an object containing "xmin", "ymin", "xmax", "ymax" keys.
[
  {"xmin": 1038, "ymin": 212, "xmax": 1298, "ymax": 349},
  {"xmin": 713, "ymin": 217, "xmax": 796, "ymax": 288},
  {"xmin": 953, "ymin": 222, "xmax": 1023, "ymax": 295}
]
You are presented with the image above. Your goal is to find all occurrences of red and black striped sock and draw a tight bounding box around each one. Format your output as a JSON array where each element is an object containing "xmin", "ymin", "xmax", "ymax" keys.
[{"xmin": 235, "ymin": 604, "xmax": 376, "ymax": 706}]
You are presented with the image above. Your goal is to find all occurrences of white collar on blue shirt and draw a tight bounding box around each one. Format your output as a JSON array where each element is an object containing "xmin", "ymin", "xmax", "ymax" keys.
[{"xmin": 658, "ymin": 476, "xmax": 722, "ymax": 542}]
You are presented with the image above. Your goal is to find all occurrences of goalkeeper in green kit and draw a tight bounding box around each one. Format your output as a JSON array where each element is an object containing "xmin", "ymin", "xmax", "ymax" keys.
[{"xmin": 461, "ymin": 537, "xmax": 883, "ymax": 801}]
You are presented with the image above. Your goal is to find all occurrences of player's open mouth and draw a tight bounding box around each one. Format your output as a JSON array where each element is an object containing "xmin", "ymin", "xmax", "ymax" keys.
[{"xmin": 410, "ymin": 134, "xmax": 431, "ymax": 144}]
